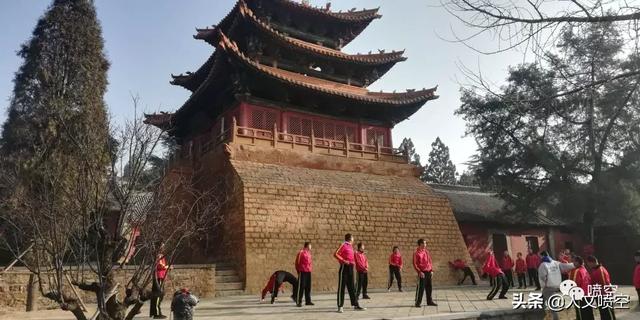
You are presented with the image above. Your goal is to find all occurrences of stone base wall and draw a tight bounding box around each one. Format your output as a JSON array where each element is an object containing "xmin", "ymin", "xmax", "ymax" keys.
[
  {"xmin": 230, "ymin": 160, "xmax": 473, "ymax": 294},
  {"xmin": 0, "ymin": 264, "xmax": 215, "ymax": 311}
]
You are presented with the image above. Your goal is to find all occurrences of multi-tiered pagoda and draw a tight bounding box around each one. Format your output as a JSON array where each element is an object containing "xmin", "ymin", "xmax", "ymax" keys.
[
  {"xmin": 146, "ymin": 0, "xmax": 437, "ymax": 156},
  {"xmin": 147, "ymin": 0, "xmax": 472, "ymax": 296}
]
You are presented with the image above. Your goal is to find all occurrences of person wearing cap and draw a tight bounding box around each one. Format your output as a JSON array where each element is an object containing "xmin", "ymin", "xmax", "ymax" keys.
[
  {"xmin": 413, "ymin": 238, "xmax": 437, "ymax": 307},
  {"xmin": 538, "ymin": 251, "xmax": 576, "ymax": 320},
  {"xmin": 171, "ymin": 288, "xmax": 199, "ymax": 320},
  {"xmin": 334, "ymin": 233, "xmax": 366, "ymax": 313},
  {"xmin": 448, "ymin": 259, "xmax": 477, "ymax": 285},
  {"xmin": 355, "ymin": 242, "xmax": 371, "ymax": 299},
  {"xmin": 483, "ymin": 250, "xmax": 509, "ymax": 300},
  {"xmin": 388, "ymin": 246, "xmax": 404, "ymax": 292},
  {"xmin": 295, "ymin": 242, "xmax": 313, "ymax": 307},
  {"xmin": 261, "ymin": 270, "xmax": 298, "ymax": 304},
  {"xmin": 586, "ymin": 255, "xmax": 615, "ymax": 320},
  {"xmin": 633, "ymin": 251, "xmax": 640, "ymax": 308},
  {"xmin": 569, "ymin": 256, "xmax": 594, "ymax": 320}
]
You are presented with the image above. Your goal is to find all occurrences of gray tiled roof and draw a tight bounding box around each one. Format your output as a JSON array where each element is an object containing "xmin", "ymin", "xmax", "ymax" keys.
[{"xmin": 428, "ymin": 184, "xmax": 566, "ymax": 227}]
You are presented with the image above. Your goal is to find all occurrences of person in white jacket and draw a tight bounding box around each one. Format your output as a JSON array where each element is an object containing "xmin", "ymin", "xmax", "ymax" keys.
[{"xmin": 538, "ymin": 251, "xmax": 576, "ymax": 320}]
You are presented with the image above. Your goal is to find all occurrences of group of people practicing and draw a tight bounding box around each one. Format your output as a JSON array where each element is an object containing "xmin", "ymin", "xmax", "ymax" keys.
[
  {"xmin": 150, "ymin": 240, "xmax": 640, "ymax": 319},
  {"xmin": 260, "ymin": 234, "xmax": 438, "ymax": 313},
  {"xmin": 481, "ymin": 248, "xmax": 625, "ymax": 320}
]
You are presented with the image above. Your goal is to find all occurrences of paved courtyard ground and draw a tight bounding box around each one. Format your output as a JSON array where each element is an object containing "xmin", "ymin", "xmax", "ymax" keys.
[{"xmin": 1, "ymin": 285, "xmax": 638, "ymax": 320}]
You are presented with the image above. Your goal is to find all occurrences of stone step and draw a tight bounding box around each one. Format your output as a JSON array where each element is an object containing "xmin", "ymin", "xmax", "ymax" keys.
[
  {"xmin": 217, "ymin": 282, "xmax": 243, "ymax": 291},
  {"xmin": 215, "ymin": 262, "xmax": 235, "ymax": 270},
  {"xmin": 215, "ymin": 269, "xmax": 238, "ymax": 276},
  {"xmin": 216, "ymin": 275, "xmax": 241, "ymax": 283},
  {"xmin": 215, "ymin": 289, "xmax": 245, "ymax": 297}
]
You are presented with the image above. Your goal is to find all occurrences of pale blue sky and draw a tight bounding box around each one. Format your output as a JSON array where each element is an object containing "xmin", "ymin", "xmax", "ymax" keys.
[{"xmin": 0, "ymin": 0, "xmax": 525, "ymax": 170}]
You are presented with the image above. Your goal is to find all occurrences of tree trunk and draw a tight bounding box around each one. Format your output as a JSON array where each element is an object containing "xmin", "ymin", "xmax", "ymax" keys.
[
  {"xmin": 124, "ymin": 302, "xmax": 145, "ymax": 320},
  {"xmin": 26, "ymin": 273, "xmax": 37, "ymax": 312},
  {"xmin": 66, "ymin": 302, "xmax": 88, "ymax": 320}
]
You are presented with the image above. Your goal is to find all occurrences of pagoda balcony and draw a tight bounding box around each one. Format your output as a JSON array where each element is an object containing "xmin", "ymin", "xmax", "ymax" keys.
[{"xmin": 173, "ymin": 119, "xmax": 410, "ymax": 169}]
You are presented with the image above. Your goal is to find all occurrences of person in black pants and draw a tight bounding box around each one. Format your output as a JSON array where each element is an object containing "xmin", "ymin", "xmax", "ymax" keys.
[
  {"xmin": 150, "ymin": 248, "xmax": 169, "ymax": 319},
  {"xmin": 526, "ymin": 249, "xmax": 542, "ymax": 290},
  {"xmin": 355, "ymin": 243, "xmax": 370, "ymax": 299},
  {"xmin": 388, "ymin": 246, "xmax": 403, "ymax": 292},
  {"xmin": 460, "ymin": 267, "xmax": 477, "ymax": 285},
  {"xmin": 487, "ymin": 273, "xmax": 510, "ymax": 300},
  {"xmin": 260, "ymin": 270, "xmax": 298, "ymax": 304},
  {"xmin": 413, "ymin": 239, "xmax": 437, "ymax": 307},
  {"xmin": 334, "ymin": 233, "xmax": 366, "ymax": 313},
  {"xmin": 449, "ymin": 259, "xmax": 477, "ymax": 285},
  {"xmin": 484, "ymin": 251, "xmax": 509, "ymax": 300},
  {"xmin": 295, "ymin": 242, "xmax": 313, "ymax": 307}
]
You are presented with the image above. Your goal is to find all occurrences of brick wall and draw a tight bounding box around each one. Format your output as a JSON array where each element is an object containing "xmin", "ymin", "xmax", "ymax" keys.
[
  {"xmin": 0, "ymin": 264, "xmax": 216, "ymax": 312},
  {"xmin": 229, "ymin": 160, "xmax": 473, "ymax": 293}
]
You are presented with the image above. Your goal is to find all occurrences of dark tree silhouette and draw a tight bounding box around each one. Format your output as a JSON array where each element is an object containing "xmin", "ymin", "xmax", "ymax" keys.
[{"xmin": 422, "ymin": 137, "xmax": 457, "ymax": 184}]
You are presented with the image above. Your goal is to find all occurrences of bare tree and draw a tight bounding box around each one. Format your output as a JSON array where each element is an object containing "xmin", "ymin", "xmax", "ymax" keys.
[
  {"xmin": 443, "ymin": 0, "xmax": 640, "ymax": 52},
  {"xmin": 443, "ymin": 0, "xmax": 640, "ymax": 92},
  {"xmin": 0, "ymin": 97, "xmax": 234, "ymax": 320}
]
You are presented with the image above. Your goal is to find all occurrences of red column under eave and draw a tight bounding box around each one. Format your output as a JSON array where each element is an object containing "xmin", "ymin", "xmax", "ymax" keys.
[
  {"xmin": 239, "ymin": 102, "xmax": 248, "ymax": 127},
  {"xmin": 281, "ymin": 111, "xmax": 287, "ymax": 133}
]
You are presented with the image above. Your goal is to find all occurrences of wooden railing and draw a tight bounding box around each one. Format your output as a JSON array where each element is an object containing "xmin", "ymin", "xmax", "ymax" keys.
[
  {"xmin": 172, "ymin": 118, "xmax": 410, "ymax": 165},
  {"xmin": 231, "ymin": 119, "xmax": 409, "ymax": 163}
]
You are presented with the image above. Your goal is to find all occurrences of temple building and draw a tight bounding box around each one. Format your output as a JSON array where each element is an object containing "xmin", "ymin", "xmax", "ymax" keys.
[{"xmin": 146, "ymin": 0, "xmax": 473, "ymax": 295}]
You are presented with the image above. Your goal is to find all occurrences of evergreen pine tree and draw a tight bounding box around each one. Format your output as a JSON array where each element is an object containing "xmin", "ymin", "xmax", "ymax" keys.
[
  {"xmin": 422, "ymin": 137, "xmax": 457, "ymax": 184},
  {"xmin": 1, "ymin": 0, "xmax": 109, "ymax": 178},
  {"xmin": 399, "ymin": 137, "xmax": 422, "ymax": 166},
  {"xmin": 457, "ymin": 169, "xmax": 479, "ymax": 186}
]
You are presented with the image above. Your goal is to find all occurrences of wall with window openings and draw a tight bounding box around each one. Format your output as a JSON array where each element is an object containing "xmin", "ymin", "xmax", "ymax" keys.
[
  {"xmin": 179, "ymin": 102, "xmax": 393, "ymax": 161},
  {"xmin": 235, "ymin": 102, "xmax": 391, "ymax": 146}
]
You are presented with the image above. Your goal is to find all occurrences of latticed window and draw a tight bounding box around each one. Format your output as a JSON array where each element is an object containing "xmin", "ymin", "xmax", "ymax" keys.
[
  {"xmin": 289, "ymin": 116, "xmax": 302, "ymax": 135},
  {"xmin": 250, "ymin": 109, "xmax": 263, "ymax": 129},
  {"xmin": 265, "ymin": 111, "xmax": 277, "ymax": 129},
  {"xmin": 346, "ymin": 127, "xmax": 356, "ymax": 142},
  {"xmin": 324, "ymin": 123, "xmax": 335, "ymax": 139},
  {"xmin": 335, "ymin": 125, "xmax": 345, "ymax": 141},
  {"xmin": 366, "ymin": 128, "xmax": 389, "ymax": 147},
  {"xmin": 301, "ymin": 118, "xmax": 312, "ymax": 136},
  {"xmin": 284, "ymin": 112, "xmax": 358, "ymax": 141},
  {"xmin": 249, "ymin": 108, "xmax": 278, "ymax": 130},
  {"xmin": 313, "ymin": 120, "xmax": 323, "ymax": 137}
]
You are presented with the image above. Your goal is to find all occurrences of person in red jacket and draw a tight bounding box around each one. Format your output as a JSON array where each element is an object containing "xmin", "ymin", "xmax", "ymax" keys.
[
  {"xmin": 150, "ymin": 245, "xmax": 169, "ymax": 319},
  {"xmin": 569, "ymin": 256, "xmax": 594, "ymax": 320},
  {"xmin": 260, "ymin": 270, "xmax": 298, "ymax": 304},
  {"xmin": 586, "ymin": 256, "xmax": 615, "ymax": 320},
  {"xmin": 413, "ymin": 238, "xmax": 437, "ymax": 307},
  {"xmin": 334, "ymin": 233, "xmax": 366, "ymax": 313},
  {"xmin": 526, "ymin": 248, "xmax": 542, "ymax": 290},
  {"xmin": 295, "ymin": 242, "xmax": 313, "ymax": 307},
  {"xmin": 355, "ymin": 243, "xmax": 370, "ymax": 299},
  {"xmin": 449, "ymin": 259, "xmax": 477, "ymax": 285},
  {"xmin": 388, "ymin": 246, "xmax": 403, "ymax": 292},
  {"xmin": 515, "ymin": 252, "xmax": 527, "ymax": 289},
  {"xmin": 633, "ymin": 251, "xmax": 640, "ymax": 309},
  {"xmin": 501, "ymin": 250, "xmax": 515, "ymax": 288},
  {"xmin": 484, "ymin": 250, "xmax": 509, "ymax": 300}
]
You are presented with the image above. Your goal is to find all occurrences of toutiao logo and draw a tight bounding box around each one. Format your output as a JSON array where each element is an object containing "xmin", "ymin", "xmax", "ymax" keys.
[{"xmin": 512, "ymin": 280, "xmax": 631, "ymax": 311}]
